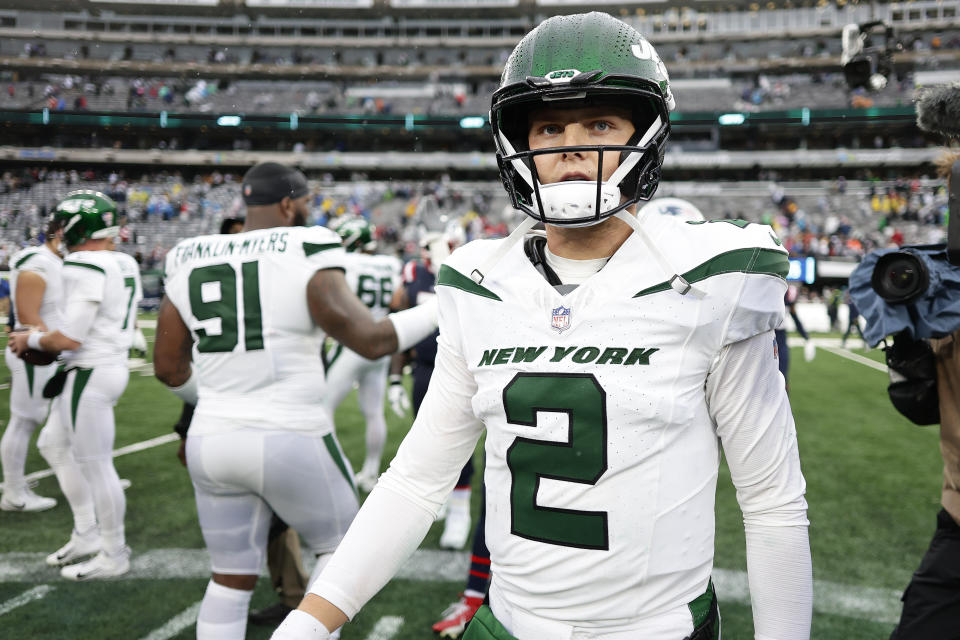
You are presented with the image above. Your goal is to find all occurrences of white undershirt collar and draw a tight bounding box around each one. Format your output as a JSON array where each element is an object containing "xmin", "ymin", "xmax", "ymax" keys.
[{"xmin": 544, "ymin": 246, "xmax": 610, "ymax": 285}]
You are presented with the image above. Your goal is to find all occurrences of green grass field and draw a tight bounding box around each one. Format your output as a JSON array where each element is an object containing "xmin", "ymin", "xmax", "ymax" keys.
[{"xmin": 0, "ymin": 326, "xmax": 944, "ymax": 639}]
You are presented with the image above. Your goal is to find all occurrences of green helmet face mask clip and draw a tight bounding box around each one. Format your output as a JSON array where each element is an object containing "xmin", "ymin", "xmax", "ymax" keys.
[{"xmin": 490, "ymin": 12, "xmax": 675, "ymax": 228}]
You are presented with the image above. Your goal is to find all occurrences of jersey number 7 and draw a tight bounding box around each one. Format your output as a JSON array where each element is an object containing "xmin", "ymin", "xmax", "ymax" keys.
[{"xmin": 188, "ymin": 261, "xmax": 263, "ymax": 353}]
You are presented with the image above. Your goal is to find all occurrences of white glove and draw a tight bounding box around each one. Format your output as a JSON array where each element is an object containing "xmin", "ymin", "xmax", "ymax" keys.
[
  {"xmin": 132, "ymin": 328, "xmax": 148, "ymax": 354},
  {"xmin": 388, "ymin": 374, "xmax": 410, "ymax": 417},
  {"xmin": 803, "ymin": 339, "xmax": 816, "ymax": 362}
]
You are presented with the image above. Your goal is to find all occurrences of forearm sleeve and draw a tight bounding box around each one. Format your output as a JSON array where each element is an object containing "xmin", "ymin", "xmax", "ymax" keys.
[
  {"xmin": 309, "ymin": 334, "xmax": 484, "ymax": 618},
  {"xmin": 60, "ymin": 299, "xmax": 99, "ymax": 344},
  {"xmin": 745, "ymin": 523, "xmax": 813, "ymax": 640},
  {"xmin": 706, "ymin": 331, "xmax": 812, "ymax": 639}
]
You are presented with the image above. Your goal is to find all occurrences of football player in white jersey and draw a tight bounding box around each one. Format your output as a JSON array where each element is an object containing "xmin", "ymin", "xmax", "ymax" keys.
[
  {"xmin": 10, "ymin": 190, "xmax": 143, "ymax": 580},
  {"xmin": 1, "ymin": 217, "xmax": 64, "ymax": 512},
  {"xmin": 275, "ymin": 12, "xmax": 812, "ymax": 640},
  {"xmin": 153, "ymin": 162, "xmax": 438, "ymax": 640},
  {"xmin": 322, "ymin": 216, "xmax": 402, "ymax": 492}
]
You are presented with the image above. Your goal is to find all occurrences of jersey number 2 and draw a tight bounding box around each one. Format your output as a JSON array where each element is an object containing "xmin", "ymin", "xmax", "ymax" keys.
[
  {"xmin": 188, "ymin": 261, "xmax": 263, "ymax": 353},
  {"xmin": 504, "ymin": 373, "xmax": 609, "ymax": 550}
]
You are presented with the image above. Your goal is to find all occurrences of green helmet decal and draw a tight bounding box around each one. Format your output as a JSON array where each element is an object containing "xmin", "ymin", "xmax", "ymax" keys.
[
  {"xmin": 491, "ymin": 12, "xmax": 674, "ymax": 227},
  {"xmin": 333, "ymin": 216, "xmax": 375, "ymax": 253},
  {"xmin": 54, "ymin": 190, "xmax": 119, "ymax": 247}
]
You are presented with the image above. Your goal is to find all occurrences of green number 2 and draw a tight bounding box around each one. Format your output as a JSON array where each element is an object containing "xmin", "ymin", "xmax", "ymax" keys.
[
  {"xmin": 188, "ymin": 261, "xmax": 264, "ymax": 353},
  {"xmin": 504, "ymin": 373, "xmax": 609, "ymax": 550},
  {"xmin": 357, "ymin": 275, "xmax": 394, "ymax": 310}
]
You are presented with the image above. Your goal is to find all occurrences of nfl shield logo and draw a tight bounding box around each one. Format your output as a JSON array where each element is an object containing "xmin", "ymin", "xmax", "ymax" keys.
[{"xmin": 551, "ymin": 305, "xmax": 571, "ymax": 333}]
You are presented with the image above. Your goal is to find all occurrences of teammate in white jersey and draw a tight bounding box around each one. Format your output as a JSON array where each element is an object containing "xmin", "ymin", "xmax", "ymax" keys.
[
  {"xmin": 1, "ymin": 218, "xmax": 64, "ymax": 512},
  {"xmin": 153, "ymin": 162, "xmax": 438, "ymax": 640},
  {"xmin": 10, "ymin": 190, "xmax": 143, "ymax": 580},
  {"xmin": 276, "ymin": 13, "xmax": 812, "ymax": 640},
  {"xmin": 322, "ymin": 216, "xmax": 402, "ymax": 492}
]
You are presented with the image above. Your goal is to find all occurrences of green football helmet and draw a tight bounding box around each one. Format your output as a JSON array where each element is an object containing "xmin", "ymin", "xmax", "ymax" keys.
[
  {"xmin": 333, "ymin": 216, "xmax": 376, "ymax": 253},
  {"xmin": 491, "ymin": 12, "xmax": 675, "ymax": 227},
  {"xmin": 54, "ymin": 190, "xmax": 119, "ymax": 248}
]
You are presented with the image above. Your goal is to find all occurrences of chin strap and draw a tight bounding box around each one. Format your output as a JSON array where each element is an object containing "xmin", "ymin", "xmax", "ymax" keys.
[
  {"xmin": 470, "ymin": 217, "xmax": 538, "ymax": 284},
  {"xmin": 615, "ymin": 210, "xmax": 705, "ymax": 298}
]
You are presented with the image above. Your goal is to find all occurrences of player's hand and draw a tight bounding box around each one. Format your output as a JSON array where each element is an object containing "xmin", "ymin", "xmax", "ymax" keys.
[
  {"xmin": 388, "ymin": 375, "xmax": 410, "ymax": 417},
  {"xmin": 8, "ymin": 331, "xmax": 31, "ymax": 357},
  {"xmin": 803, "ymin": 339, "xmax": 816, "ymax": 362},
  {"xmin": 177, "ymin": 438, "xmax": 187, "ymax": 467}
]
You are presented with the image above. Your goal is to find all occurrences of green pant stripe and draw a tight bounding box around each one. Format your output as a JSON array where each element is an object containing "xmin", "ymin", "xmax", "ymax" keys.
[
  {"xmin": 322, "ymin": 433, "xmax": 357, "ymax": 496},
  {"xmin": 25, "ymin": 362, "xmax": 34, "ymax": 396},
  {"xmin": 70, "ymin": 368, "xmax": 93, "ymax": 429},
  {"xmin": 462, "ymin": 606, "xmax": 517, "ymax": 640}
]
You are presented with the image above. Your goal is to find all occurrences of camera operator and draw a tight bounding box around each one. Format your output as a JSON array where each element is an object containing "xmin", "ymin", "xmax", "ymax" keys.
[
  {"xmin": 849, "ymin": 81, "xmax": 960, "ymax": 637},
  {"xmin": 888, "ymin": 150, "xmax": 960, "ymax": 640}
]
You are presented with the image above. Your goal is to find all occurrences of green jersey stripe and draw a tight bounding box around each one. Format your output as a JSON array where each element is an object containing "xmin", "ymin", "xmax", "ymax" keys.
[
  {"xmin": 633, "ymin": 248, "xmax": 788, "ymax": 298},
  {"xmin": 303, "ymin": 242, "xmax": 341, "ymax": 257},
  {"xmin": 436, "ymin": 264, "xmax": 502, "ymax": 301},
  {"xmin": 14, "ymin": 251, "xmax": 39, "ymax": 270},
  {"xmin": 63, "ymin": 261, "xmax": 105, "ymax": 275}
]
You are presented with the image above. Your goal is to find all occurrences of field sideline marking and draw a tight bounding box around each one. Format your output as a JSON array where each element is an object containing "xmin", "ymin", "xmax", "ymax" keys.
[
  {"xmin": 365, "ymin": 615, "xmax": 405, "ymax": 640},
  {"xmin": 820, "ymin": 345, "xmax": 888, "ymax": 373},
  {"xmin": 0, "ymin": 584, "xmax": 54, "ymax": 617},
  {"xmin": 0, "ymin": 548, "xmax": 900, "ymax": 625},
  {"xmin": 0, "ymin": 433, "xmax": 179, "ymax": 491},
  {"xmin": 138, "ymin": 601, "xmax": 202, "ymax": 640}
]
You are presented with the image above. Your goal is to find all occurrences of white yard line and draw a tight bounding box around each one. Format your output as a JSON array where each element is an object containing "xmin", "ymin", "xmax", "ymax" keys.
[
  {"xmin": 0, "ymin": 584, "xmax": 54, "ymax": 617},
  {"xmin": 364, "ymin": 616, "xmax": 405, "ymax": 640},
  {"xmin": 0, "ymin": 548, "xmax": 901, "ymax": 625},
  {"xmin": 820, "ymin": 345, "xmax": 889, "ymax": 373},
  {"xmin": 0, "ymin": 433, "xmax": 179, "ymax": 490},
  {"xmin": 138, "ymin": 602, "xmax": 202, "ymax": 640}
]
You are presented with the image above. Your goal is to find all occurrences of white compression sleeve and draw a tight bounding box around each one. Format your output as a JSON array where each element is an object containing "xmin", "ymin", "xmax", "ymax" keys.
[
  {"xmin": 745, "ymin": 524, "xmax": 814, "ymax": 640},
  {"xmin": 310, "ymin": 335, "xmax": 484, "ymax": 619},
  {"xmin": 309, "ymin": 485, "xmax": 436, "ymax": 619},
  {"xmin": 706, "ymin": 331, "xmax": 812, "ymax": 639},
  {"xmin": 166, "ymin": 369, "xmax": 198, "ymax": 405},
  {"xmin": 388, "ymin": 297, "xmax": 438, "ymax": 352},
  {"xmin": 271, "ymin": 610, "xmax": 332, "ymax": 640},
  {"xmin": 60, "ymin": 299, "xmax": 99, "ymax": 344}
]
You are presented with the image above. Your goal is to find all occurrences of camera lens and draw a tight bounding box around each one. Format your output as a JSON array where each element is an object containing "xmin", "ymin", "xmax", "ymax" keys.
[{"xmin": 870, "ymin": 251, "xmax": 930, "ymax": 304}]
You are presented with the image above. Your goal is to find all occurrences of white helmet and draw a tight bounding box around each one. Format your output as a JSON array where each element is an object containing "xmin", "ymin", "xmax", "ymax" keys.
[{"xmin": 637, "ymin": 197, "xmax": 705, "ymax": 223}]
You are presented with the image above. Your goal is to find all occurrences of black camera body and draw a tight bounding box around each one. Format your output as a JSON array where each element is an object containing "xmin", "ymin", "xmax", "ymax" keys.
[{"xmin": 848, "ymin": 160, "xmax": 960, "ymax": 425}]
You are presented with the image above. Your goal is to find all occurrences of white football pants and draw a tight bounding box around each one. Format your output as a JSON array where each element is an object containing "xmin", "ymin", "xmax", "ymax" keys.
[
  {"xmin": 186, "ymin": 426, "xmax": 359, "ymax": 575},
  {"xmin": 2, "ymin": 348, "xmax": 57, "ymax": 491},
  {"xmin": 321, "ymin": 347, "xmax": 390, "ymax": 478},
  {"xmin": 37, "ymin": 363, "xmax": 129, "ymax": 552}
]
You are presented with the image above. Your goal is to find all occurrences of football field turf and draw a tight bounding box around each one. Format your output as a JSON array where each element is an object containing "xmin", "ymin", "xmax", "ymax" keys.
[{"xmin": 0, "ymin": 324, "xmax": 944, "ymax": 639}]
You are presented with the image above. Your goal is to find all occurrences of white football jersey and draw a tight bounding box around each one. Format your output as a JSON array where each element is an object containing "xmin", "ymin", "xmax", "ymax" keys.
[
  {"xmin": 164, "ymin": 226, "xmax": 346, "ymax": 435},
  {"xmin": 61, "ymin": 250, "xmax": 142, "ymax": 367},
  {"xmin": 340, "ymin": 252, "xmax": 402, "ymax": 321},
  {"xmin": 9, "ymin": 245, "xmax": 63, "ymax": 332},
  {"xmin": 433, "ymin": 219, "xmax": 791, "ymax": 622}
]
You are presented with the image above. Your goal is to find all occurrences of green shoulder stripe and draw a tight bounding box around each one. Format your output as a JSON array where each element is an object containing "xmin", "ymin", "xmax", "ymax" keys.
[
  {"xmin": 634, "ymin": 248, "xmax": 788, "ymax": 298},
  {"xmin": 63, "ymin": 261, "xmax": 105, "ymax": 275},
  {"xmin": 436, "ymin": 264, "xmax": 502, "ymax": 301},
  {"xmin": 14, "ymin": 251, "xmax": 39, "ymax": 270},
  {"xmin": 303, "ymin": 242, "xmax": 341, "ymax": 257}
]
